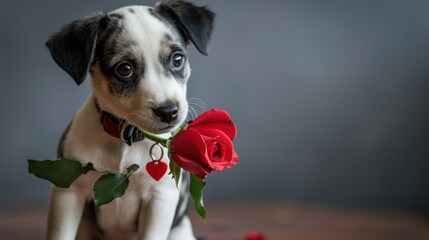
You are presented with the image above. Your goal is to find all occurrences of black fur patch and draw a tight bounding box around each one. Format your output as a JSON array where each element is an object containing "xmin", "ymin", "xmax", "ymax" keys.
[
  {"xmin": 171, "ymin": 171, "xmax": 191, "ymax": 229},
  {"xmin": 158, "ymin": 40, "xmax": 187, "ymax": 81},
  {"xmin": 92, "ymin": 14, "xmax": 145, "ymax": 98},
  {"xmin": 155, "ymin": 0, "xmax": 215, "ymax": 56},
  {"xmin": 46, "ymin": 12, "xmax": 108, "ymax": 85}
]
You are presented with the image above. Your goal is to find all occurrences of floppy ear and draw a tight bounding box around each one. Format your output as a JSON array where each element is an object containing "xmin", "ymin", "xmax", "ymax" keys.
[
  {"xmin": 46, "ymin": 12, "xmax": 107, "ymax": 85},
  {"xmin": 156, "ymin": 0, "xmax": 215, "ymax": 56}
]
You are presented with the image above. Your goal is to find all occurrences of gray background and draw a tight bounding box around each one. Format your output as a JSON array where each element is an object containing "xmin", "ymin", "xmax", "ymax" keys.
[{"xmin": 1, "ymin": 0, "xmax": 428, "ymax": 215}]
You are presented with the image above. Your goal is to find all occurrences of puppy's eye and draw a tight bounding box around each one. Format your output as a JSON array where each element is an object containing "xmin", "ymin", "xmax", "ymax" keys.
[
  {"xmin": 170, "ymin": 53, "xmax": 186, "ymax": 70},
  {"xmin": 115, "ymin": 62, "xmax": 134, "ymax": 79}
]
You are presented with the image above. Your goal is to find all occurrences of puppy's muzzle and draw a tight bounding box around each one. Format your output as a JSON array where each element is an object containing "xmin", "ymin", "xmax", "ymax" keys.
[{"xmin": 153, "ymin": 102, "xmax": 179, "ymax": 124}]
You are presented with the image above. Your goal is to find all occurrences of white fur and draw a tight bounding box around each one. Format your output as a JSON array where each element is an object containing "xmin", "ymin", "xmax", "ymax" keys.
[{"xmin": 47, "ymin": 6, "xmax": 196, "ymax": 240}]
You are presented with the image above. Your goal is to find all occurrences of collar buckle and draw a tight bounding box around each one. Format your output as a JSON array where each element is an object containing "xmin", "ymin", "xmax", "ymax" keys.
[
  {"xmin": 121, "ymin": 125, "xmax": 145, "ymax": 146},
  {"xmin": 97, "ymin": 107, "xmax": 145, "ymax": 146}
]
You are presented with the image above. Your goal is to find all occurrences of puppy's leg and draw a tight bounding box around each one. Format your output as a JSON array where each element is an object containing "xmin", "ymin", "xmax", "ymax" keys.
[
  {"xmin": 138, "ymin": 189, "xmax": 180, "ymax": 240},
  {"xmin": 168, "ymin": 216, "xmax": 196, "ymax": 240},
  {"xmin": 46, "ymin": 187, "xmax": 85, "ymax": 240}
]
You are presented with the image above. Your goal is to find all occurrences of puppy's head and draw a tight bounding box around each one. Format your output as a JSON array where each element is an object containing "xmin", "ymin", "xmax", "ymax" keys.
[{"xmin": 46, "ymin": 1, "xmax": 215, "ymax": 134}]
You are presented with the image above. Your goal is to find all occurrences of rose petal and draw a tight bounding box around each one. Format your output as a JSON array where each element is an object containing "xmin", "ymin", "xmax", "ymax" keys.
[
  {"xmin": 189, "ymin": 109, "xmax": 237, "ymax": 140},
  {"xmin": 170, "ymin": 154, "xmax": 213, "ymax": 179},
  {"xmin": 227, "ymin": 151, "xmax": 239, "ymax": 168},
  {"xmin": 198, "ymin": 129, "xmax": 235, "ymax": 171},
  {"xmin": 170, "ymin": 128, "xmax": 217, "ymax": 178},
  {"xmin": 170, "ymin": 129, "xmax": 210, "ymax": 166}
]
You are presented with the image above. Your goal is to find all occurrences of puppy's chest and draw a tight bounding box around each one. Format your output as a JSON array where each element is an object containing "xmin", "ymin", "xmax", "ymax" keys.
[
  {"xmin": 95, "ymin": 171, "xmax": 145, "ymax": 233},
  {"xmin": 94, "ymin": 162, "xmax": 162, "ymax": 233},
  {"xmin": 79, "ymin": 142, "xmax": 169, "ymax": 232}
]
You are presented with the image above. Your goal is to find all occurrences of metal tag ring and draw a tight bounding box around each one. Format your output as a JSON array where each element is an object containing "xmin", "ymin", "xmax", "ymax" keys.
[{"xmin": 149, "ymin": 143, "xmax": 164, "ymax": 161}]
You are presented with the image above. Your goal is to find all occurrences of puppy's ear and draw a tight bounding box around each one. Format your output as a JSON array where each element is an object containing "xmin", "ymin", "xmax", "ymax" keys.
[
  {"xmin": 46, "ymin": 12, "xmax": 107, "ymax": 85},
  {"xmin": 156, "ymin": 0, "xmax": 215, "ymax": 55}
]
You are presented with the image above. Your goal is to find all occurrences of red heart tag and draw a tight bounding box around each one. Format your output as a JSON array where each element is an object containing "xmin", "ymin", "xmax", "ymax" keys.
[{"xmin": 146, "ymin": 161, "xmax": 168, "ymax": 181}]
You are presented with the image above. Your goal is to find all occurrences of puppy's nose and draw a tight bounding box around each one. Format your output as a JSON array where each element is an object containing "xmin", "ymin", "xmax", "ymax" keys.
[{"xmin": 154, "ymin": 103, "xmax": 178, "ymax": 123}]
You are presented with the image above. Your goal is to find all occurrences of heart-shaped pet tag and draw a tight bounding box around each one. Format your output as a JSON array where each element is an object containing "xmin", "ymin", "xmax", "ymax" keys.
[{"xmin": 146, "ymin": 161, "xmax": 168, "ymax": 181}]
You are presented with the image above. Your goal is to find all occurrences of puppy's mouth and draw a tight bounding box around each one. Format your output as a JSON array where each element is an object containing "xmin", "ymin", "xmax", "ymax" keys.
[
  {"xmin": 137, "ymin": 123, "xmax": 179, "ymax": 134},
  {"xmin": 158, "ymin": 124, "xmax": 179, "ymax": 132},
  {"xmin": 126, "ymin": 111, "xmax": 183, "ymax": 135}
]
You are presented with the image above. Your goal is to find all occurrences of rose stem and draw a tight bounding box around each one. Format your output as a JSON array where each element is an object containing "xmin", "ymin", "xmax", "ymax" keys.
[{"xmin": 138, "ymin": 128, "xmax": 169, "ymax": 147}]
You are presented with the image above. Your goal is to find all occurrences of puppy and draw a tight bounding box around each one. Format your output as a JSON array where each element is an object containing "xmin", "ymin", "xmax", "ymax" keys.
[{"xmin": 45, "ymin": 1, "xmax": 214, "ymax": 239}]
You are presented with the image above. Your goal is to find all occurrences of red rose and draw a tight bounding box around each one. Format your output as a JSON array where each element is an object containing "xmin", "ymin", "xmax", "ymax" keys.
[{"xmin": 170, "ymin": 109, "xmax": 239, "ymax": 179}]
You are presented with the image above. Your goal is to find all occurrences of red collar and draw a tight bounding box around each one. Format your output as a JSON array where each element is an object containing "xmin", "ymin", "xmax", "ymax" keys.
[{"xmin": 94, "ymin": 99, "xmax": 145, "ymax": 146}]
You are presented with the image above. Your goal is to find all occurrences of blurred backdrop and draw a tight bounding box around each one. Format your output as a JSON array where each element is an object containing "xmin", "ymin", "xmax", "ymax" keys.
[{"xmin": 1, "ymin": 0, "xmax": 428, "ymax": 215}]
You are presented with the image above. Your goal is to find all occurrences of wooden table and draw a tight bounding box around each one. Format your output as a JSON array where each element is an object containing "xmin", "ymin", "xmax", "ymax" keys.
[
  {"xmin": 1, "ymin": 201, "xmax": 428, "ymax": 240},
  {"xmin": 190, "ymin": 202, "xmax": 429, "ymax": 240}
]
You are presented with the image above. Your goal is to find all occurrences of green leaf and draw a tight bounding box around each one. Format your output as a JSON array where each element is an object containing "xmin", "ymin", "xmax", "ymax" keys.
[
  {"xmin": 126, "ymin": 164, "xmax": 140, "ymax": 177},
  {"xmin": 28, "ymin": 158, "xmax": 84, "ymax": 188},
  {"xmin": 189, "ymin": 174, "xmax": 206, "ymax": 220},
  {"xmin": 93, "ymin": 173, "xmax": 129, "ymax": 208},
  {"xmin": 169, "ymin": 158, "xmax": 182, "ymax": 188}
]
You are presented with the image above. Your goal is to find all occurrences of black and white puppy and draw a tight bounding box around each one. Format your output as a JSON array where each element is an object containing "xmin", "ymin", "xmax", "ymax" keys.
[{"xmin": 45, "ymin": 1, "xmax": 214, "ymax": 239}]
